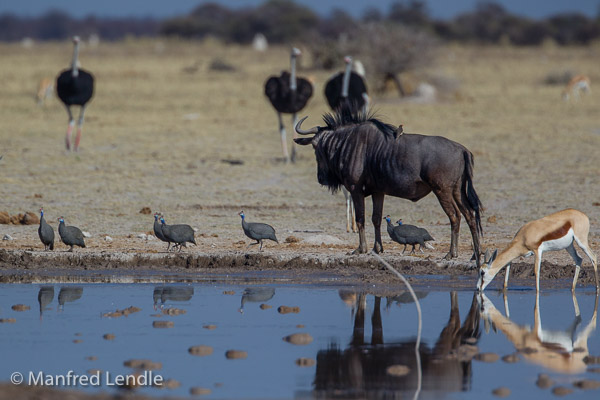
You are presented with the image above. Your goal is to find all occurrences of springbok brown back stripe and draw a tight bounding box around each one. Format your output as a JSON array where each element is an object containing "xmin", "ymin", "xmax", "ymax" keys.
[{"xmin": 537, "ymin": 221, "xmax": 571, "ymax": 247}]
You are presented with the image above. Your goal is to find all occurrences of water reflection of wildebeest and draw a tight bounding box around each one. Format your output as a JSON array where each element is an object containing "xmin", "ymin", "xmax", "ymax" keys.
[
  {"xmin": 153, "ymin": 286, "xmax": 194, "ymax": 310},
  {"xmin": 481, "ymin": 292, "xmax": 598, "ymax": 374},
  {"xmin": 295, "ymin": 108, "xmax": 483, "ymax": 265},
  {"xmin": 314, "ymin": 291, "xmax": 480, "ymax": 398}
]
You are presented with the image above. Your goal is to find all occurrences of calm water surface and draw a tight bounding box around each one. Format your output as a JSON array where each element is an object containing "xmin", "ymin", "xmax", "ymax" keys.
[{"xmin": 0, "ymin": 282, "xmax": 599, "ymax": 399}]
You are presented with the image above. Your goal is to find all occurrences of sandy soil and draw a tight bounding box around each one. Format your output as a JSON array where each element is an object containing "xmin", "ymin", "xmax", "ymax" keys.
[{"xmin": 1, "ymin": 41, "xmax": 599, "ymax": 289}]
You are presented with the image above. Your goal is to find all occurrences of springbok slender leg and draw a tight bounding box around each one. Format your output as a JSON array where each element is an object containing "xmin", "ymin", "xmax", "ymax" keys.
[
  {"xmin": 504, "ymin": 263, "xmax": 511, "ymax": 291},
  {"xmin": 565, "ymin": 243, "xmax": 583, "ymax": 292},
  {"xmin": 277, "ymin": 112, "xmax": 289, "ymax": 163},
  {"xmin": 74, "ymin": 104, "xmax": 88, "ymax": 152},
  {"xmin": 534, "ymin": 250, "xmax": 542, "ymax": 292},
  {"xmin": 371, "ymin": 192, "xmax": 385, "ymax": 253},
  {"xmin": 573, "ymin": 236, "xmax": 599, "ymax": 291},
  {"xmin": 64, "ymin": 106, "xmax": 74, "ymax": 151}
]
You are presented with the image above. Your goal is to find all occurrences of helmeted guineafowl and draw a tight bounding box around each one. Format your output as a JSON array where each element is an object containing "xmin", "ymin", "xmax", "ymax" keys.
[
  {"xmin": 38, "ymin": 207, "xmax": 55, "ymax": 251},
  {"xmin": 239, "ymin": 211, "xmax": 278, "ymax": 251},
  {"xmin": 153, "ymin": 213, "xmax": 170, "ymax": 250},
  {"xmin": 159, "ymin": 216, "xmax": 196, "ymax": 251},
  {"xmin": 57, "ymin": 217, "xmax": 86, "ymax": 251},
  {"xmin": 384, "ymin": 215, "xmax": 435, "ymax": 254}
]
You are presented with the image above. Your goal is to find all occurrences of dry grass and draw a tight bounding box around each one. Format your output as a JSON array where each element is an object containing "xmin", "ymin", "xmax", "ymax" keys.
[{"xmin": 1, "ymin": 39, "xmax": 599, "ymax": 258}]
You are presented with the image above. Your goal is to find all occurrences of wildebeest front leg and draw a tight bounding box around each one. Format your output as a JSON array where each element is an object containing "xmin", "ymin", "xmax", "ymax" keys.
[
  {"xmin": 350, "ymin": 191, "xmax": 368, "ymax": 254},
  {"xmin": 434, "ymin": 189, "xmax": 460, "ymax": 260},
  {"xmin": 371, "ymin": 192, "xmax": 384, "ymax": 253}
]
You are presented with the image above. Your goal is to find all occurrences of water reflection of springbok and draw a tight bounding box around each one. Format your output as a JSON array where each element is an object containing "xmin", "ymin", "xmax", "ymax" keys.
[
  {"xmin": 239, "ymin": 287, "xmax": 275, "ymax": 313},
  {"xmin": 152, "ymin": 286, "xmax": 194, "ymax": 310},
  {"xmin": 57, "ymin": 287, "xmax": 83, "ymax": 311},
  {"xmin": 38, "ymin": 286, "xmax": 54, "ymax": 320},
  {"xmin": 480, "ymin": 292, "xmax": 598, "ymax": 374},
  {"xmin": 314, "ymin": 291, "xmax": 481, "ymax": 397}
]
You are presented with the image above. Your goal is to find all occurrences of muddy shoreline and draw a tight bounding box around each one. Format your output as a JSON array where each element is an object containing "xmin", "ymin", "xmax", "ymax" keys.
[{"xmin": 0, "ymin": 248, "xmax": 596, "ymax": 290}]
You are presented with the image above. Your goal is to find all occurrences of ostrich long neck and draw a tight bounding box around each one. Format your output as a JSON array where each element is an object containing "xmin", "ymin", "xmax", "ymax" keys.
[
  {"xmin": 289, "ymin": 55, "xmax": 297, "ymax": 91},
  {"xmin": 71, "ymin": 41, "xmax": 80, "ymax": 78},
  {"xmin": 342, "ymin": 61, "xmax": 352, "ymax": 98}
]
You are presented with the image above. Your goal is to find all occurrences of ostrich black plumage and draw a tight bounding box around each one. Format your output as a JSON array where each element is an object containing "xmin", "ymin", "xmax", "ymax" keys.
[
  {"xmin": 324, "ymin": 56, "xmax": 369, "ymax": 113},
  {"xmin": 264, "ymin": 47, "xmax": 313, "ymax": 163},
  {"xmin": 56, "ymin": 36, "xmax": 94, "ymax": 151}
]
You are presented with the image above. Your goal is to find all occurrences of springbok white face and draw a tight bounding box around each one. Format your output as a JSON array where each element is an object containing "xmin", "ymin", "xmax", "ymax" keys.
[{"xmin": 477, "ymin": 250, "xmax": 497, "ymax": 291}]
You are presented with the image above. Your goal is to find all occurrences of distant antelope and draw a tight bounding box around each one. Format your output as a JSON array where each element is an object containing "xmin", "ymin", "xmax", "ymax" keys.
[
  {"xmin": 36, "ymin": 78, "xmax": 54, "ymax": 105},
  {"xmin": 477, "ymin": 209, "xmax": 598, "ymax": 292},
  {"xmin": 561, "ymin": 74, "xmax": 591, "ymax": 101}
]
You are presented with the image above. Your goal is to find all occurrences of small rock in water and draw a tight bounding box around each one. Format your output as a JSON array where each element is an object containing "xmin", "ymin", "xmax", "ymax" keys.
[
  {"xmin": 295, "ymin": 358, "xmax": 316, "ymax": 367},
  {"xmin": 475, "ymin": 352, "xmax": 499, "ymax": 363},
  {"xmin": 296, "ymin": 324, "xmax": 305, "ymax": 328},
  {"xmin": 492, "ymin": 387, "xmax": 511, "ymax": 397},
  {"xmin": 85, "ymin": 356, "xmax": 97, "ymax": 361},
  {"xmin": 502, "ymin": 353, "xmax": 520, "ymax": 363},
  {"xmin": 260, "ymin": 304, "xmax": 272, "ymax": 310},
  {"xmin": 551, "ymin": 386, "xmax": 573, "ymax": 396},
  {"xmin": 152, "ymin": 320, "xmax": 174, "ymax": 329},
  {"xmin": 11, "ymin": 304, "xmax": 30, "ymax": 312},
  {"xmin": 82, "ymin": 231, "xmax": 91, "ymax": 238},
  {"xmin": 203, "ymin": 324, "xmax": 217, "ymax": 330},
  {"xmin": 387, "ymin": 365, "xmax": 410, "ymax": 376},
  {"xmin": 87, "ymin": 369, "xmax": 102, "ymax": 375},
  {"xmin": 103, "ymin": 333, "xmax": 116, "ymax": 341},
  {"xmin": 104, "ymin": 236, "xmax": 113, "ymax": 242},
  {"xmin": 163, "ymin": 307, "xmax": 186, "ymax": 316},
  {"xmin": 584, "ymin": 355, "xmax": 600, "ymax": 365},
  {"xmin": 573, "ymin": 379, "xmax": 600, "ymax": 390},
  {"xmin": 188, "ymin": 345, "xmax": 213, "ymax": 357},
  {"xmin": 457, "ymin": 344, "xmax": 479, "ymax": 361},
  {"xmin": 123, "ymin": 359, "xmax": 162, "ymax": 370},
  {"xmin": 157, "ymin": 379, "xmax": 180, "ymax": 389},
  {"xmin": 0, "ymin": 318, "xmax": 17, "ymax": 323},
  {"xmin": 222, "ymin": 290, "xmax": 235, "ymax": 295},
  {"xmin": 225, "ymin": 350, "xmax": 247, "ymax": 359},
  {"xmin": 190, "ymin": 387, "xmax": 211, "ymax": 396},
  {"xmin": 278, "ymin": 305, "xmax": 300, "ymax": 314},
  {"xmin": 3, "ymin": 234, "xmax": 13, "ymax": 241},
  {"xmin": 102, "ymin": 306, "xmax": 141, "ymax": 318},
  {"xmin": 283, "ymin": 333, "xmax": 313, "ymax": 345},
  {"xmin": 536, "ymin": 373, "xmax": 554, "ymax": 389}
]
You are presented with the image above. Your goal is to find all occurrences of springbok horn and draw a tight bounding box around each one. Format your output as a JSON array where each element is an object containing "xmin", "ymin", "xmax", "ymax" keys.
[{"xmin": 295, "ymin": 116, "xmax": 320, "ymax": 135}]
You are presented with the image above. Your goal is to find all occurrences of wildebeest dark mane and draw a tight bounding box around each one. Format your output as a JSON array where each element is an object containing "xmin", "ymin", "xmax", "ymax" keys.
[{"xmin": 322, "ymin": 104, "xmax": 397, "ymax": 139}]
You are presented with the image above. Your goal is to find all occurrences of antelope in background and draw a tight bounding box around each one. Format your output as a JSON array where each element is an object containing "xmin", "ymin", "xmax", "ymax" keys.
[
  {"xmin": 480, "ymin": 292, "xmax": 598, "ymax": 374},
  {"xmin": 561, "ymin": 74, "xmax": 591, "ymax": 101},
  {"xmin": 36, "ymin": 77, "xmax": 54, "ymax": 105},
  {"xmin": 477, "ymin": 209, "xmax": 598, "ymax": 292}
]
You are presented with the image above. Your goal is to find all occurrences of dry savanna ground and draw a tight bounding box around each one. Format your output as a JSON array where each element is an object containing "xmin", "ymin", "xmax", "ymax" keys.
[{"xmin": 1, "ymin": 39, "xmax": 599, "ymax": 271}]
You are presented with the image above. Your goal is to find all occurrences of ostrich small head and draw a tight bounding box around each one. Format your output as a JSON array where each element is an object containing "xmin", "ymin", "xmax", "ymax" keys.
[
  {"xmin": 72, "ymin": 36, "xmax": 80, "ymax": 44},
  {"xmin": 239, "ymin": 211, "xmax": 245, "ymax": 220},
  {"xmin": 344, "ymin": 55, "xmax": 353, "ymax": 65},
  {"xmin": 291, "ymin": 47, "xmax": 301, "ymax": 57}
]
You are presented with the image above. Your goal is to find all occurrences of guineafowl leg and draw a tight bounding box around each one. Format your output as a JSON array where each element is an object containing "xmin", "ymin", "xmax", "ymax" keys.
[
  {"xmin": 402, "ymin": 244, "xmax": 407, "ymax": 254},
  {"xmin": 259, "ymin": 240, "xmax": 264, "ymax": 251},
  {"xmin": 74, "ymin": 105, "xmax": 88, "ymax": 152},
  {"xmin": 64, "ymin": 106, "xmax": 74, "ymax": 151},
  {"xmin": 68, "ymin": 245, "xmax": 74, "ymax": 252},
  {"xmin": 290, "ymin": 114, "xmax": 298, "ymax": 163},
  {"xmin": 247, "ymin": 241, "xmax": 259, "ymax": 249},
  {"xmin": 278, "ymin": 113, "xmax": 290, "ymax": 163},
  {"xmin": 410, "ymin": 245, "xmax": 416, "ymax": 255}
]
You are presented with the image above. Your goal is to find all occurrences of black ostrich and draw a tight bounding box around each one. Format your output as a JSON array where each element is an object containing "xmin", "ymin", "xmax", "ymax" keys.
[
  {"xmin": 324, "ymin": 56, "xmax": 369, "ymax": 113},
  {"xmin": 56, "ymin": 36, "xmax": 94, "ymax": 152},
  {"xmin": 264, "ymin": 47, "xmax": 313, "ymax": 163}
]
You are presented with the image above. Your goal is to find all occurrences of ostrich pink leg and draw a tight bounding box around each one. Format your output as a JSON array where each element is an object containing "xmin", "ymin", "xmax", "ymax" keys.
[
  {"xmin": 74, "ymin": 105, "xmax": 87, "ymax": 152},
  {"xmin": 278, "ymin": 112, "xmax": 289, "ymax": 162},
  {"xmin": 65, "ymin": 106, "xmax": 74, "ymax": 151}
]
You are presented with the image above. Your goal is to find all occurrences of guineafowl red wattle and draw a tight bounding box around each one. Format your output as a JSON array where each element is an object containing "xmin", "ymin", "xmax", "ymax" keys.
[
  {"xmin": 57, "ymin": 217, "xmax": 86, "ymax": 252},
  {"xmin": 153, "ymin": 213, "xmax": 170, "ymax": 250},
  {"xmin": 239, "ymin": 211, "xmax": 278, "ymax": 251},
  {"xmin": 159, "ymin": 216, "xmax": 196, "ymax": 252},
  {"xmin": 38, "ymin": 207, "xmax": 55, "ymax": 251}
]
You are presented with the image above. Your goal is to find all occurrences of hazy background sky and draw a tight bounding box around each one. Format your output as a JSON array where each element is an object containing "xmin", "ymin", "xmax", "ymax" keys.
[{"xmin": 0, "ymin": 0, "xmax": 597, "ymax": 19}]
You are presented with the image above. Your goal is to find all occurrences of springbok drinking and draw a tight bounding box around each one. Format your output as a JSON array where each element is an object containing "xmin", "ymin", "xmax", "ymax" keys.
[{"xmin": 477, "ymin": 208, "xmax": 598, "ymax": 292}]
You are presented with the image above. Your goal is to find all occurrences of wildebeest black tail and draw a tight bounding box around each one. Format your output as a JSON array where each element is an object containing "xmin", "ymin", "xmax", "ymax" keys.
[{"xmin": 462, "ymin": 150, "xmax": 483, "ymax": 237}]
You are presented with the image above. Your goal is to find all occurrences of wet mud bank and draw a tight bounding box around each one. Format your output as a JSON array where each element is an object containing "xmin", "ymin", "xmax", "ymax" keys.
[{"xmin": 0, "ymin": 249, "xmax": 596, "ymax": 289}]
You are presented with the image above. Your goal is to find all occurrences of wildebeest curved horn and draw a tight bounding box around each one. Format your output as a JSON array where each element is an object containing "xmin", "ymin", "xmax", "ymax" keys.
[{"xmin": 295, "ymin": 116, "xmax": 320, "ymax": 135}]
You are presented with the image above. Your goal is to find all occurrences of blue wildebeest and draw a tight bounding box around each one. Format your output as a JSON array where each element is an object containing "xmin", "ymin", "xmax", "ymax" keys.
[{"xmin": 294, "ymin": 108, "xmax": 483, "ymax": 265}]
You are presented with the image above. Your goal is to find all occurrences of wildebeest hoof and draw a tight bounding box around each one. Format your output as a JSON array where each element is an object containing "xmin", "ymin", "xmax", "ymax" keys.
[{"xmin": 443, "ymin": 252, "xmax": 454, "ymax": 260}]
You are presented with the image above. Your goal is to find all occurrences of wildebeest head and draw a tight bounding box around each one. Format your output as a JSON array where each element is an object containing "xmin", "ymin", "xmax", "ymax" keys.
[{"xmin": 294, "ymin": 107, "xmax": 398, "ymax": 192}]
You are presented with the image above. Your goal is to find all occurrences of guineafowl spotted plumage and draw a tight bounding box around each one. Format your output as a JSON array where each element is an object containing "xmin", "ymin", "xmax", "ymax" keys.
[
  {"xmin": 239, "ymin": 211, "xmax": 278, "ymax": 251},
  {"xmin": 38, "ymin": 207, "xmax": 55, "ymax": 251},
  {"xmin": 385, "ymin": 215, "xmax": 435, "ymax": 254},
  {"xmin": 57, "ymin": 217, "xmax": 86, "ymax": 251},
  {"xmin": 153, "ymin": 213, "xmax": 170, "ymax": 251},
  {"xmin": 160, "ymin": 216, "xmax": 196, "ymax": 252}
]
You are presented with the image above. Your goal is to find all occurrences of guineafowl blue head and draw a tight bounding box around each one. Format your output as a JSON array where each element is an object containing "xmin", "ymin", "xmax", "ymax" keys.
[
  {"xmin": 396, "ymin": 219, "xmax": 403, "ymax": 225},
  {"xmin": 58, "ymin": 217, "xmax": 64, "ymax": 224},
  {"xmin": 160, "ymin": 217, "xmax": 166, "ymax": 224},
  {"xmin": 154, "ymin": 213, "xmax": 160, "ymax": 221},
  {"xmin": 239, "ymin": 211, "xmax": 245, "ymax": 220},
  {"xmin": 40, "ymin": 207, "xmax": 44, "ymax": 217},
  {"xmin": 384, "ymin": 215, "xmax": 391, "ymax": 223}
]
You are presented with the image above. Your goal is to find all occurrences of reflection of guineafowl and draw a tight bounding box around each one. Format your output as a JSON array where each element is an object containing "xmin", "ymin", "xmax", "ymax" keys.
[
  {"xmin": 58, "ymin": 217, "xmax": 85, "ymax": 251},
  {"xmin": 38, "ymin": 207, "xmax": 55, "ymax": 251},
  {"xmin": 153, "ymin": 286, "xmax": 194, "ymax": 309},
  {"xmin": 239, "ymin": 287, "xmax": 275, "ymax": 313},
  {"xmin": 385, "ymin": 215, "xmax": 435, "ymax": 254},
  {"xmin": 160, "ymin": 216, "xmax": 196, "ymax": 251},
  {"xmin": 38, "ymin": 286, "xmax": 54, "ymax": 319},
  {"xmin": 239, "ymin": 211, "xmax": 278, "ymax": 251},
  {"xmin": 58, "ymin": 286, "xmax": 83, "ymax": 309},
  {"xmin": 153, "ymin": 213, "xmax": 170, "ymax": 250}
]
